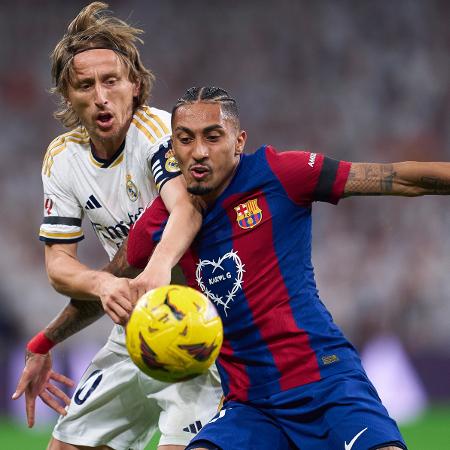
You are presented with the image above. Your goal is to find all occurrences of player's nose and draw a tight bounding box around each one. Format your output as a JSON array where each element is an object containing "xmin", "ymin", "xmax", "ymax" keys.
[
  {"xmin": 192, "ymin": 141, "xmax": 209, "ymax": 160},
  {"xmin": 93, "ymin": 82, "xmax": 108, "ymax": 106}
]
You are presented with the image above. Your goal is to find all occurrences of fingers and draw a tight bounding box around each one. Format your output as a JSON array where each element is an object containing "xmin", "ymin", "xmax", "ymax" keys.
[
  {"xmin": 42, "ymin": 383, "xmax": 71, "ymax": 410},
  {"xmin": 101, "ymin": 278, "xmax": 135, "ymax": 324},
  {"xmin": 49, "ymin": 371, "xmax": 75, "ymax": 388},
  {"xmin": 25, "ymin": 394, "xmax": 37, "ymax": 428},
  {"xmin": 13, "ymin": 353, "xmax": 73, "ymax": 428},
  {"xmin": 46, "ymin": 378, "xmax": 72, "ymax": 405},
  {"xmin": 11, "ymin": 373, "xmax": 28, "ymax": 400},
  {"xmin": 12, "ymin": 365, "xmax": 38, "ymax": 400},
  {"xmin": 129, "ymin": 279, "xmax": 146, "ymax": 304},
  {"xmin": 104, "ymin": 301, "xmax": 132, "ymax": 325}
]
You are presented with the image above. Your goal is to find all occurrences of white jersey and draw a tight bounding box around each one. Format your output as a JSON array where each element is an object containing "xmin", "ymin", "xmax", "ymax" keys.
[
  {"xmin": 39, "ymin": 106, "xmax": 180, "ymax": 350},
  {"xmin": 40, "ymin": 106, "xmax": 179, "ymax": 260}
]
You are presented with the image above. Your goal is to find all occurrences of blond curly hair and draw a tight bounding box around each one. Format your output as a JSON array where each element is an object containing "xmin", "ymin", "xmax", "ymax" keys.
[{"xmin": 51, "ymin": 2, "xmax": 154, "ymax": 128}]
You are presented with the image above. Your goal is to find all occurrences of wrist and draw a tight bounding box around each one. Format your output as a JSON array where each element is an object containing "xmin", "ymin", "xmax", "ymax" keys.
[
  {"xmin": 27, "ymin": 331, "xmax": 55, "ymax": 354},
  {"xmin": 92, "ymin": 271, "xmax": 116, "ymax": 298},
  {"xmin": 150, "ymin": 243, "xmax": 178, "ymax": 270}
]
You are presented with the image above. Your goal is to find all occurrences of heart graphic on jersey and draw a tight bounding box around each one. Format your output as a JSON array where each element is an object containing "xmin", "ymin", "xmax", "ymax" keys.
[{"xmin": 195, "ymin": 250, "xmax": 245, "ymax": 316}]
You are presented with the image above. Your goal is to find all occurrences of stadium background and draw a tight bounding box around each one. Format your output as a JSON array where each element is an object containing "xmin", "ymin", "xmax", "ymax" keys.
[{"xmin": 0, "ymin": 0, "xmax": 449, "ymax": 448}]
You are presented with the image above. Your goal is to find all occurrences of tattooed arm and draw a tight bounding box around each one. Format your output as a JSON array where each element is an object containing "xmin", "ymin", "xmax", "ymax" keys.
[
  {"xmin": 46, "ymin": 239, "xmax": 141, "ymax": 344},
  {"xmin": 344, "ymin": 162, "xmax": 450, "ymax": 197},
  {"xmin": 12, "ymin": 239, "xmax": 141, "ymax": 426}
]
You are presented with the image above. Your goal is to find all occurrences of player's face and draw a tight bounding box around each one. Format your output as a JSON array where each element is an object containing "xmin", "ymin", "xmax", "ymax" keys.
[
  {"xmin": 172, "ymin": 102, "xmax": 246, "ymax": 204},
  {"xmin": 66, "ymin": 49, "xmax": 139, "ymax": 156}
]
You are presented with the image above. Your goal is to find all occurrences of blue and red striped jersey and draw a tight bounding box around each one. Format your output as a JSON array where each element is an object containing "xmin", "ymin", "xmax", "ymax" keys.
[{"xmin": 128, "ymin": 145, "xmax": 363, "ymax": 402}]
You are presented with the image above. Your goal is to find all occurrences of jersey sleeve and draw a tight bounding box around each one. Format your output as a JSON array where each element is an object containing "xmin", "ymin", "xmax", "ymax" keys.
[
  {"xmin": 136, "ymin": 107, "xmax": 181, "ymax": 192},
  {"xmin": 39, "ymin": 156, "xmax": 84, "ymax": 244},
  {"xmin": 127, "ymin": 196, "xmax": 170, "ymax": 269},
  {"xmin": 265, "ymin": 145, "xmax": 351, "ymax": 206},
  {"xmin": 149, "ymin": 139, "xmax": 181, "ymax": 192}
]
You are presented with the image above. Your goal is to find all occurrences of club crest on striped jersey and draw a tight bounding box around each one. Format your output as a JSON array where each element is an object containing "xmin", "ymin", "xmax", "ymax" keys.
[
  {"xmin": 126, "ymin": 174, "xmax": 139, "ymax": 202},
  {"xmin": 234, "ymin": 199, "xmax": 262, "ymax": 229}
]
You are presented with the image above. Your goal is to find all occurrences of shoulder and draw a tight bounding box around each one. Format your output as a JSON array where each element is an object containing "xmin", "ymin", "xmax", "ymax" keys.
[
  {"xmin": 129, "ymin": 106, "xmax": 171, "ymax": 146},
  {"xmin": 42, "ymin": 127, "xmax": 89, "ymax": 177}
]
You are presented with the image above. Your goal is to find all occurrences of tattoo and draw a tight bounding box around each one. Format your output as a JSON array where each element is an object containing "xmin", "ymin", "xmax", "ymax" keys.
[
  {"xmin": 419, "ymin": 176, "xmax": 450, "ymax": 194},
  {"xmin": 45, "ymin": 299, "xmax": 104, "ymax": 344},
  {"xmin": 345, "ymin": 163, "xmax": 397, "ymax": 196},
  {"xmin": 103, "ymin": 238, "xmax": 140, "ymax": 278}
]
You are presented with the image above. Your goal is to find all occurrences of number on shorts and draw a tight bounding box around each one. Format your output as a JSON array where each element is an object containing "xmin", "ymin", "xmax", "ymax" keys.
[{"xmin": 74, "ymin": 369, "xmax": 103, "ymax": 405}]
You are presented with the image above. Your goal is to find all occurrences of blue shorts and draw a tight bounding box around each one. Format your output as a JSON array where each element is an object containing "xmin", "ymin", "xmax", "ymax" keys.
[{"xmin": 186, "ymin": 370, "xmax": 407, "ymax": 450}]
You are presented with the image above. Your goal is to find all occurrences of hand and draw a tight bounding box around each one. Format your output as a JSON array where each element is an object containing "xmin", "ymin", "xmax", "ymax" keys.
[
  {"xmin": 129, "ymin": 258, "xmax": 172, "ymax": 301},
  {"xmin": 12, "ymin": 350, "xmax": 74, "ymax": 428},
  {"xmin": 98, "ymin": 276, "xmax": 137, "ymax": 325}
]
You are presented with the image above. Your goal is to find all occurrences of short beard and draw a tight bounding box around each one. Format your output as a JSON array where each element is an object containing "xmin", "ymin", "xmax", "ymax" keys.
[{"xmin": 187, "ymin": 185, "xmax": 214, "ymax": 196}]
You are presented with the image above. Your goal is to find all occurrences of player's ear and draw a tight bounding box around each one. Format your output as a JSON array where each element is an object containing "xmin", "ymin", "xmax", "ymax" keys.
[
  {"xmin": 132, "ymin": 80, "xmax": 141, "ymax": 98},
  {"xmin": 235, "ymin": 130, "xmax": 247, "ymax": 156}
]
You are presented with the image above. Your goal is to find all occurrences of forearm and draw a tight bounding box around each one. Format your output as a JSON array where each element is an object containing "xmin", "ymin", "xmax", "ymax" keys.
[
  {"xmin": 46, "ymin": 246, "xmax": 117, "ymax": 300},
  {"xmin": 344, "ymin": 162, "xmax": 450, "ymax": 197},
  {"xmin": 392, "ymin": 161, "xmax": 450, "ymax": 195},
  {"xmin": 150, "ymin": 199, "xmax": 201, "ymax": 271},
  {"xmin": 43, "ymin": 299, "xmax": 104, "ymax": 344}
]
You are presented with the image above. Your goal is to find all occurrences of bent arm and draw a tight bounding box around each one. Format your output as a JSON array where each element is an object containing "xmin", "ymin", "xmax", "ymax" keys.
[
  {"xmin": 344, "ymin": 162, "xmax": 450, "ymax": 197},
  {"xmin": 46, "ymin": 241, "xmax": 141, "ymax": 325},
  {"xmin": 155, "ymin": 176, "xmax": 202, "ymax": 268},
  {"xmin": 133, "ymin": 176, "xmax": 201, "ymax": 289},
  {"xmin": 45, "ymin": 242, "xmax": 117, "ymax": 300},
  {"xmin": 41, "ymin": 241, "xmax": 141, "ymax": 344}
]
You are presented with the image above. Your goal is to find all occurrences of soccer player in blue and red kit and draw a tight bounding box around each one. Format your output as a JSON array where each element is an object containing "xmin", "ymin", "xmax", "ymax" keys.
[{"xmin": 125, "ymin": 86, "xmax": 450, "ymax": 450}]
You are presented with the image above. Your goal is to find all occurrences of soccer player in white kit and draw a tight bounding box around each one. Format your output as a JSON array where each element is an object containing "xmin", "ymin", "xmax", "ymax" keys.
[{"xmin": 12, "ymin": 3, "xmax": 222, "ymax": 450}]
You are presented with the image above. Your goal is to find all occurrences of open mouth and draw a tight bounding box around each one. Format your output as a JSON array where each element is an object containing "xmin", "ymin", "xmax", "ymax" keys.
[
  {"xmin": 190, "ymin": 165, "xmax": 210, "ymax": 181},
  {"xmin": 96, "ymin": 112, "xmax": 114, "ymax": 129}
]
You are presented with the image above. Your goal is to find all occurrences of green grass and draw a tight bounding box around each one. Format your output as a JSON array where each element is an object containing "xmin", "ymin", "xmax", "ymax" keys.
[{"xmin": 1, "ymin": 405, "xmax": 449, "ymax": 449}]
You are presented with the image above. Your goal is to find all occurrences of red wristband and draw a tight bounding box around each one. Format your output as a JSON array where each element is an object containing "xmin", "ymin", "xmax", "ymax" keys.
[{"xmin": 27, "ymin": 331, "xmax": 56, "ymax": 354}]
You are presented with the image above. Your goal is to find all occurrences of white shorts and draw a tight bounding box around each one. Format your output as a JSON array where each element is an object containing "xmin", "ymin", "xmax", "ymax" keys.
[{"xmin": 52, "ymin": 344, "xmax": 223, "ymax": 450}]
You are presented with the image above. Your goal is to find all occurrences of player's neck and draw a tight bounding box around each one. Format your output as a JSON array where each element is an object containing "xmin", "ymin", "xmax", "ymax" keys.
[
  {"xmin": 203, "ymin": 157, "xmax": 241, "ymax": 208},
  {"xmin": 90, "ymin": 135, "xmax": 125, "ymax": 160}
]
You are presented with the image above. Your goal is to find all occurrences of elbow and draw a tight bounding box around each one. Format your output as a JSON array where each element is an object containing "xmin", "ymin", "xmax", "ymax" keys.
[
  {"xmin": 45, "ymin": 259, "xmax": 67, "ymax": 295},
  {"xmin": 47, "ymin": 273, "xmax": 66, "ymax": 295}
]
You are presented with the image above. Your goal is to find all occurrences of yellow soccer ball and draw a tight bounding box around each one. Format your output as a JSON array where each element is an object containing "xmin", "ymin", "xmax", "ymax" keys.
[{"xmin": 126, "ymin": 285, "xmax": 223, "ymax": 382}]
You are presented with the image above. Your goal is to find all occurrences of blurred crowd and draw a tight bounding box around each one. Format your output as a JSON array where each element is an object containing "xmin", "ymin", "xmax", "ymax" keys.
[{"xmin": 0, "ymin": 0, "xmax": 449, "ymax": 414}]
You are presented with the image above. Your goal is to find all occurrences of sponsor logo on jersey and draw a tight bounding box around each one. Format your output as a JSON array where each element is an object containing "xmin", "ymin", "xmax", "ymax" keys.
[
  {"xmin": 234, "ymin": 198, "xmax": 262, "ymax": 229},
  {"xmin": 209, "ymin": 408, "xmax": 230, "ymax": 423},
  {"xmin": 196, "ymin": 250, "xmax": 245, "ymax": 316},
  {"xmin": 308, "ymin": 152, "xmax": 317, "ymax": 168},
  {"xmin": 126, "ymin": 175, "xmax": 139, "ymax": 202},
  {"xmin": 183, "ymin": 420, "xmax": 203, "ymax": 434},
  {"xmin": 85, "ymin": 194, "xmax": 102, "ymax": 210},
  {"xmin": 92, "ymin": 207, "xmax": 144, "ymax": 247},
  {"xmin": 344, "ymin": 427, "xmax": 368, "ymax": 450},
  {"xmin": 44, "ymin": 198, "xmax": 53, "ymax": 214}
]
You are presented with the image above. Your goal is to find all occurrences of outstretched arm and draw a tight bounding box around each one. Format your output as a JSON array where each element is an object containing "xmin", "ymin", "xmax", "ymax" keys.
[
  {"xmin": 12, "ymin": 299, "xmax": 104, "ymax": 427},
  {"xmin": 344, "ymin": 162, "xmax": 450, "ymax": 197},
  {"xmin": 130, "ymin": 176, "xmax": 202, "ymax": 294},
  {"xmin": 12, "ymin": 242, "xmax": 140, "ymax": 427}
]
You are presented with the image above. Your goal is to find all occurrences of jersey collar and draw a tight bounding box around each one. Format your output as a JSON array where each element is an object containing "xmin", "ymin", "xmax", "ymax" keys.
[{"xmin": 89, "ymin": 139, "xmax": 126, "ymax": 168}]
